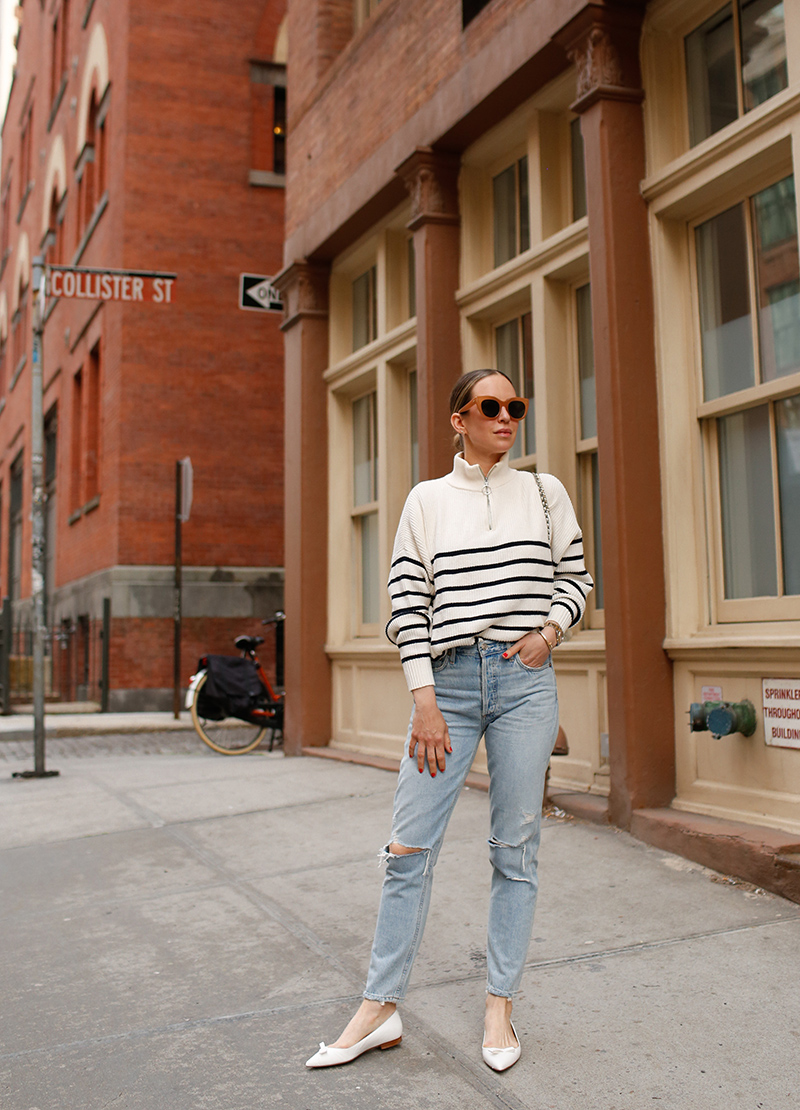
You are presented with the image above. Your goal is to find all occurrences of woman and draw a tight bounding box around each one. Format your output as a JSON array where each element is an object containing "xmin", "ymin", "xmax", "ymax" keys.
[{"xmin": 307, "ymin": 369, "xmax": 593, "ymax": 1072}]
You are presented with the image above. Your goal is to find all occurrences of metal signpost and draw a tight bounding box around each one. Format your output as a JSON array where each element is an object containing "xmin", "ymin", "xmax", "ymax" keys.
[
  {"xmin": 173, "ymin": 457, "xmax": 193, "ymax": 719},
  {"xmin": 13, "ymin": 262, "xmax": 177, "ymax": 779}
]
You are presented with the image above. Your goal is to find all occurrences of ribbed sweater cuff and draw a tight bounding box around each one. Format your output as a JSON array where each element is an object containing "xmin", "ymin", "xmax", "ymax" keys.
[
  {"xmin": 403, "ymin": 657, "xmax": 435, "ymax": 691},
  {"xmin": 547, "ymin": 604, "xmax": 576, "ymax": 636}
]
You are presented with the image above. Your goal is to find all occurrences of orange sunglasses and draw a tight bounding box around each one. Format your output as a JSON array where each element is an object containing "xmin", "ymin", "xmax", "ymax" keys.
[{"xmin": 459, "ymin": 395, "xmax": 529, "ymax": 420}]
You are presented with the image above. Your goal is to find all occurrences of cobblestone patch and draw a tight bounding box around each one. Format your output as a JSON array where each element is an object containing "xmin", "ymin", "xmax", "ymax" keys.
[{"xmin": 0, "ymin": 730, "xmax": 215, "ymax": 762}]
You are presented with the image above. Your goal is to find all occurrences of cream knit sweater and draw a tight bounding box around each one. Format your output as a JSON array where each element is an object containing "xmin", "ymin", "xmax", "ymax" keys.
[{"xmin": 386, "ymin": 454, "xmax": 593, "ymax": 690}]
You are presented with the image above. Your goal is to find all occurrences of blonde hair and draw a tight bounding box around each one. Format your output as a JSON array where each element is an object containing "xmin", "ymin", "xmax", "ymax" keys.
[{"xmin": 449, "ymin": 369, "xmax": 515, "ymax": 451}]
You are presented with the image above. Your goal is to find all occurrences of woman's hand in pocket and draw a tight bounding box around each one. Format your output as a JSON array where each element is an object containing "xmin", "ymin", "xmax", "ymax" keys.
[
  {"xmin": 502, "ymin": 629, "xmax": 553, "ymax": 669},
  {"xmin": 410, "ymin": 686, "xmax": 452, "ymax": 777}
]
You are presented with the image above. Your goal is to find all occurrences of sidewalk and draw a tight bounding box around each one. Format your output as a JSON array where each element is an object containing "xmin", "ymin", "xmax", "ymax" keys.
[
  {"xmin": 1, "ymin": 742, "xmax": 798, "ymax": 1110},
  {"xmin": 0, "ymin": 709, "xmax": 196, "ymax": 742}
]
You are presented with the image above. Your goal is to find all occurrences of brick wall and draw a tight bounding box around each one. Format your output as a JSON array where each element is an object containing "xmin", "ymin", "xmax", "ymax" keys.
[
  {"xmin": 0, "ymin": 0, "xmax": 287, "ymax": 707},
  {"xmin": 285, "ymin": 0, "xmax": 579, "ymax": 249}
]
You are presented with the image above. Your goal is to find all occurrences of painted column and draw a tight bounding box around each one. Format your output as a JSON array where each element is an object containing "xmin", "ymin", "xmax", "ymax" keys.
[
  {"xmin": 558, "ymin": 5, "xmax": 675, "ymax": 826},
  {"xmin": 274, "ymin": 260, "xmax": 331, "ymax": 755},
  {"xmin": 397, "ymin": 148, "xmax": 461, "ymax": 481}
]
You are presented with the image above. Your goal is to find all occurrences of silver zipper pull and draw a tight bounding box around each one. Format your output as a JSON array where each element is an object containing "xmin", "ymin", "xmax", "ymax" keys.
[{"xmin": 483, "ymin": 480, "xmax": 493, "ymax": 530}]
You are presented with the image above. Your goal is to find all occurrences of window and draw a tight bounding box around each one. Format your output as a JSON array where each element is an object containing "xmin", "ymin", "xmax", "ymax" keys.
[
  {"xmin": 71, "ymin": 368, "xmax": 83, "ymax": 513},
  {"xmin": 47, "ymin": 188, "xmax": 66, "ymax": 265},
  {"xmin": 352, "ymin": 391, "xmax": 380, "ymax": 630},
  {"xmin": 493, "ymin": 157, "xmax": 530, "ymax": 267},
  {"xmin": 570, "ymin": 118, "xmax": 587, "ymax": 221},
  {"xmin": 685, "ymin": 1, "xmax": 788, "ymax": 147},
  {"xmin": 462, "ymin": 0, "xmax": 492, "ymax": 27},
  {"xmin": 1, "ymin": 183, "xmax": 10, "ymax": 265},
  {"xmin": 12, "ymin": 280, "xmax": 28, "ymax": 376},
  {"xmin": 78, "ymin": 96, "xmax": 98, "ymax": 233},
  {"xmin": 575, "ymin": 283, "xmax": 603, "ymax": 613},
  {"xmin": 44, "ymin": 407, "xmax": 58, "ymax": 627},
  {"xmin": 273, "ymin": 85, "xmax": 286, "ymax": 176},
  {"xmin": 8, "ymin": 453, "xmax": 23, "ymax": 603},
  {"xmin": 85, "ymin": 343, "xmax": 100, "ymax": 501},
  {"xmin": 51, "ymin": 0, "xmax": 70, "ymax": 107},
  {"xmin": 354, "ymin": 0, "xmax": 381, "ymax": 30},
  {"xmin": 409, "ymin": 370, "xmax": 419, "ymax": 488},
  {"xmin": 19, "ymin": 105, "xmax": 33, "ymax": 210},
  {"xmin": 352, "ymin": 266, "xmax": 377, "ymax": 351},
  {"xmin": 495, "ymin": 312, "xmax": 534, "ymax": 461},
  {"xmin": 249, "ymin": 62, "xmax": 286, "ymax": 183},
  {"xmin": 695, "ymin": 173, "xmax": 800, "ymax": 604},
  {"xmin": 407, "ymin": 237, "xmax": 416, "ymax": 319}
]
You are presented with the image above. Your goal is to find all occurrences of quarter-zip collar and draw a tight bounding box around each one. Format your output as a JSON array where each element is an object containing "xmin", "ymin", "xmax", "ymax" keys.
[
  {"xmin": 446, "ymin": 452, "xmax": 516, "ymax": 491},
  {"xmin": 445, "ymin": 453, "xmax": 517, "ymax": 530}
]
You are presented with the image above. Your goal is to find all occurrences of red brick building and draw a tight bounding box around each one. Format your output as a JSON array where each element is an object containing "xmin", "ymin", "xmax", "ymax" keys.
[
  {"xmin": 0, "ymin": 0, "xmax": 287, "ymax": 708},
  {"xmin": 279, "ymin": 0, "xmax": 800, "ymax": 899}
]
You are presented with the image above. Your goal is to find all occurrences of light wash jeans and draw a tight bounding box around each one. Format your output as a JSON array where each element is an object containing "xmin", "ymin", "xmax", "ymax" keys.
[{"xmin": 364, "ymin": 639, "xmax": 559, "ymax": 1002}]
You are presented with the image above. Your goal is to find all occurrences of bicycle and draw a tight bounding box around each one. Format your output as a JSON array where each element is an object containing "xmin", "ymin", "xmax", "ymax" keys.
[{"xmin": 186, "ymin": 613, "xmax": 285, "ymax": 755}]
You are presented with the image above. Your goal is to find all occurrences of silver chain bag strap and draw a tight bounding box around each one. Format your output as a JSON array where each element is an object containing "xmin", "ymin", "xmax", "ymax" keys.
[{"xmin": 534, "ymin": 471, "xmax": 551, "ymax": 546}]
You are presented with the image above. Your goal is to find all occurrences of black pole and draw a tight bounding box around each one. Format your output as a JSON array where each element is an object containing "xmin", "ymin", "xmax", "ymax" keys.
[
  {"xmin": 275, "ymin": 613, "xmax": 285, "ymax": 688},
  {"xmin": 173, "ymin": 461, "xmax": 182, "ymax": 719},
  {"xmin": 100, "ymin": 597, "xmax": 111, "ymax": 712},
  {"xmin": 1, "ymin": 597, "xmax": 11, "ymax": 715}
]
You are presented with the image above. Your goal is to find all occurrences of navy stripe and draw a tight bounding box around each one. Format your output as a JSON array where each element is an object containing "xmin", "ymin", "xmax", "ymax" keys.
[
  {"xmin": 434, "ymin": 573, "xmax": 554, "ymax": 597},
  {"xmin": 431, "ymin": 609, "xmax": 550, "ymax": 633},
  {"xmin": 388, "ymin": 572, "xmax": 428, "ymax": 588},
  {"xmin": 433, "ymin": 556, "xmax": 553, "ymax": 579},
  {"xmin": 553, "ymin": 596, "xmax": 580, "ymax": 622},
  {"xmin": 390, "ymin": 555, "xmax": 426, "ymax": 571},
  {"xmin": 432, "ymin": 539, "xmax": 550, "ymax": 563},
  {"xmin": 433, "ymin": 593, "xmax": 553, "ymax": 615}
]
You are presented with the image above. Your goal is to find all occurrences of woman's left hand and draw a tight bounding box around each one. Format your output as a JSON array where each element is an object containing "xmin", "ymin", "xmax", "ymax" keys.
[{"xmin": 502, "ymin": 629, "xmax": 553, "ymax": 668}]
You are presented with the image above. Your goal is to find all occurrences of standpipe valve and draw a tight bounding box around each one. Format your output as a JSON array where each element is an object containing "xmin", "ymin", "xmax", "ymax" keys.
[{"xmin": 689, "ymin": 699, "xmax": 757, "ymax": 739}]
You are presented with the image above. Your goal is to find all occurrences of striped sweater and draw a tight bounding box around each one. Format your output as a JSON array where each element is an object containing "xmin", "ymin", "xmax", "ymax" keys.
[{"xmin": 386, "ymin": 454, "xmax": 593, "ymax": 690}]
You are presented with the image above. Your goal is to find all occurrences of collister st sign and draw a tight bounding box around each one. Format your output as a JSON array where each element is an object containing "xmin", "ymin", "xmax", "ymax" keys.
[{"xmin": 48, "ymin": 266, "xmax": 177, "ymax": 303}]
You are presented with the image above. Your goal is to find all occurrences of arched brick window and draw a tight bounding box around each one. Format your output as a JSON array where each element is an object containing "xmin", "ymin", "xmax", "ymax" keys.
[{"xmin": 249, "ymin": 5, "xmax": 287, "ymax": 187}]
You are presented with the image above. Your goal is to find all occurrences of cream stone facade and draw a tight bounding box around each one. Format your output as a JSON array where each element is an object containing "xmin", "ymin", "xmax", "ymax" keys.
[{"xmin": 280, "ymin": 0, "xmax": 800, "ymax": 898}]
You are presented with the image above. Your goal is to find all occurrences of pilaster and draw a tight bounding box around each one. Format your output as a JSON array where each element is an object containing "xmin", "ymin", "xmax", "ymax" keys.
[
  {"xmin": 557, "ymin": 3, "xmax": 675, "ymax": 825},
  {"xmin": 273, "ymin": 259, "xmax": 332, "ymax": 754},
  {"xmin": 397, "ymin": 147, "xmax": 462, "ymax": 481}
]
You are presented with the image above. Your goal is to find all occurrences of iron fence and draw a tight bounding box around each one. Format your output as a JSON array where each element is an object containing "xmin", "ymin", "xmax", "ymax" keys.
[{"xmin": 0, "ymin": 598, "xmax": 110, "ymax": 710}]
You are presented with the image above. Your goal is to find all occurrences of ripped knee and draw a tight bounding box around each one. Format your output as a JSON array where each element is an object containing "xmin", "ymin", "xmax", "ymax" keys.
[{"xmin": 389, "ymin": 842, "xmax": 423, "ymax": 855}]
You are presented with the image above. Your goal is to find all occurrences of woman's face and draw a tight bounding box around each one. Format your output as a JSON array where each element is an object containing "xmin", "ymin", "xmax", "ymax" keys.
[{"xmin": 451, "ymin": 373, "xmax": 520, "ymax": 463}]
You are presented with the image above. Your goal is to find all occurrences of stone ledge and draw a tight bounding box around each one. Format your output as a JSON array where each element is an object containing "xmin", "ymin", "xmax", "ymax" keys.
[
  {"xmin": 631, "ymin": 807, "xmax": 800, "ymax": 906},
  {"xmin": 549, "ymin": 790, "xmax": 610, "ymax": 824}
]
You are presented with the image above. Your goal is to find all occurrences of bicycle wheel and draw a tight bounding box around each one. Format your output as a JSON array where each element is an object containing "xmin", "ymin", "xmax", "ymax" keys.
[{"xmin": 190, "ymin": 672, "xmax": 268, "ymax": 755}]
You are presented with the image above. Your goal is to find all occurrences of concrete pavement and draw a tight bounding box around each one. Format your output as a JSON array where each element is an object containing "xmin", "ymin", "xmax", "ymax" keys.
[
  {"xmin": 1, "ymin": 737, "xmax": 798, "ymax": 1110},
  {"xmin": 0, "ymin": 709, "xmax": 196, "ymax": 743}
]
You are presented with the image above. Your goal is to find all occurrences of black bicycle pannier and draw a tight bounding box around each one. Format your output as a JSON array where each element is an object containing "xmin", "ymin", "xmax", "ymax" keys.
[{"xmin": 200, "ymin": 655, "xmax": 267, "ymax": 723}]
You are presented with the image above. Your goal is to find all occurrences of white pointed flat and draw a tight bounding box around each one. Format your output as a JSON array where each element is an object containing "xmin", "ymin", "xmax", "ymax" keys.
[
  {"xmin": 482, "ymin": 1019, "xmax": 520, "ymax": 1072},
  {"xmin": 305, "ymin": 1010, "xmax": 403, "ymax": 1068}
]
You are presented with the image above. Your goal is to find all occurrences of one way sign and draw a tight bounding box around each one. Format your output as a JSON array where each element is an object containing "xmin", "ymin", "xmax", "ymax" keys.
[{"xmin": 239, "ymin": 273, "xmax": 283, "ymax": 312}]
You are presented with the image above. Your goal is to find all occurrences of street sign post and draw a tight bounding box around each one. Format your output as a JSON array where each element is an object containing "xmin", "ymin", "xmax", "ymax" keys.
[
  {"xmin": 15, "ymin": 262, "xmax": 178, "ymax": 780},
  {"xmin": 174, "ymin": 457, "xmax": 192, "ymax": 719}
]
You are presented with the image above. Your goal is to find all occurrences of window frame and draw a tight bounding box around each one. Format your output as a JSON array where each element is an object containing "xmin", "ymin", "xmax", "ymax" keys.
[
  {"xmin": 492, "ymin": 153, "xmax": 530, "ymax": 269},
  {"xmin": 689, "ymin": 172, "xmax": 800, "ymax": 622},
  {"xmin": 684, "ymin": 0, "xmax": 789, "ymax": 149},
  {"xmin": 493, "ymin": 306, "xmax": 536, "ymax": 465},
  {"xmin": 571, "ymin": 279, "xmax": 604, "ymax": 628},
  {"xmin": 350, "ymin": 383, "xmax": 381, "ymax": 638}
]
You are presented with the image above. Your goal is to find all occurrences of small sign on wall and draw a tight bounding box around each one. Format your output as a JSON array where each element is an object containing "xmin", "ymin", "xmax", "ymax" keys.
[
  {"xmin": 762, "ymin": 678, "xmax": 800, "ymax": 749},
  {"xmin": 701, "ymin": 685, "xmax": 723, "ymax": 702}
]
